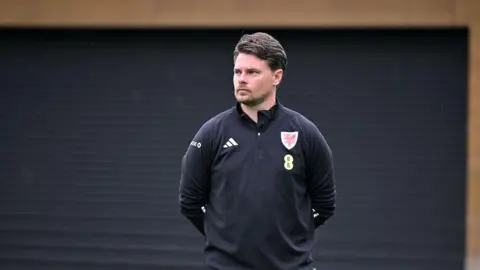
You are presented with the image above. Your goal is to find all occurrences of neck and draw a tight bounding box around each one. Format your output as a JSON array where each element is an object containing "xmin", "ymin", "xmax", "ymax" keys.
[{"xmin": 240, "ymin": 95, "xmax": 276, "ymax": 123}]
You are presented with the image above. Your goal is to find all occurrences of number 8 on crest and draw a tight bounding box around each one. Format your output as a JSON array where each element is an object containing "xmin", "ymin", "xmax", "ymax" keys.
[{"xmin": 284, "ymin": 154, "xmax": 294, "ymax": 170}]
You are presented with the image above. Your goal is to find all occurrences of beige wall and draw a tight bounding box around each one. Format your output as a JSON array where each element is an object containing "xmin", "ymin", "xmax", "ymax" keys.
[{"xmin": 0, "ymin": 0, "xmax": 478, "ymax": 268}]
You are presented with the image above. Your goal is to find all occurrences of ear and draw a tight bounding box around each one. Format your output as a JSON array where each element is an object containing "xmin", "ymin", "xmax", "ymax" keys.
[{"xmin": 273, "ymin": 69, "xmax": 283, "ymax": 86}]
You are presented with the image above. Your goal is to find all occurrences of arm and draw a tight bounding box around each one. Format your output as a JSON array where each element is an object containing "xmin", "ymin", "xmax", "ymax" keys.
[
  {"xmin": 178, "ymin": 120, "xmax": 215, "ymax": 235},
  {"xmin": 302, "ymin": 118, "xmax": 336, "ymax": 228}
]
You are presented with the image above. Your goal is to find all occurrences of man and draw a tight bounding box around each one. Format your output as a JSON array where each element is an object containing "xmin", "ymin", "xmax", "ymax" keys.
[{"xmin": 179, "ymin": 32, "xmax": 336, "ymax": 270}]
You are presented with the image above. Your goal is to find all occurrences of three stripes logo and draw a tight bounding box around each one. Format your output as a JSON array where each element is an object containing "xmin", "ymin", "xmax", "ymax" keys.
[{"xmin": 223, "ymin": 138, "xmax": 238, "ymax": 148}]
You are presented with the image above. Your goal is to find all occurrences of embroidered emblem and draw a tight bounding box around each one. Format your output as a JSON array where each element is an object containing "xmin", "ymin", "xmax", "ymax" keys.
[{"xmin": 281, "ymin": 131, "xmax": 298, "ymax": 150}]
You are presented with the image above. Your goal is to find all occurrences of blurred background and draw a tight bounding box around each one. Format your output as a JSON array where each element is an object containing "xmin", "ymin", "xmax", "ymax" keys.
[{"xmin": 0, "ymin": 1, "xmax": 478, "ymax": 270}]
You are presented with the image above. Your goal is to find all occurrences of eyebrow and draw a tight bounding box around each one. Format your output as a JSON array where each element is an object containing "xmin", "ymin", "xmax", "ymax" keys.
[{"xmin": 234, "ymin": 68, "xmax": 261, "ymax": 72}]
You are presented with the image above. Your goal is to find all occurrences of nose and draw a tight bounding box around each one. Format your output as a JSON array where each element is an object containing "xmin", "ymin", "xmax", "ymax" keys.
[{"xmin": 237, "ymin": 72, "xmax": 247, "ymax": 84}]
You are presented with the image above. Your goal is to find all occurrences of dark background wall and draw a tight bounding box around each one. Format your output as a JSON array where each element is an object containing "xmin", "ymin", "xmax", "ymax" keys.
[{"xmin": 0, "ymin": 29, "xmax": 467, "ymax": 270}]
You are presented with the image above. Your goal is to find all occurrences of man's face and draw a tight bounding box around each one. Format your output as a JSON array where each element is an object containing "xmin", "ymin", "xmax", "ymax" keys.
[{"xmin": 233, "ymin": 53, "xmax": 282, "ymax": 107}]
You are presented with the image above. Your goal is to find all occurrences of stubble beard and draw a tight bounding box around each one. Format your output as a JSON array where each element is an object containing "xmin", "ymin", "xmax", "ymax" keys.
[{"xmin": 236, "ymin": 91, "xmax": 272, "ymax": 108}]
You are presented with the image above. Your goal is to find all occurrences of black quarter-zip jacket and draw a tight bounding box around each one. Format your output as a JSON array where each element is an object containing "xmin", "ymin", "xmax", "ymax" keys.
[{"xmin": 179, "ymin": 101, "xmax": 336, "ymax": 270}]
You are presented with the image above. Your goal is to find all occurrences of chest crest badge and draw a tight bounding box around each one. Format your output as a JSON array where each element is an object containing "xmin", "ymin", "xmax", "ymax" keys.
[{"xmin": 281, "ymin": 131, "xmax": 299, "ymax": 150}]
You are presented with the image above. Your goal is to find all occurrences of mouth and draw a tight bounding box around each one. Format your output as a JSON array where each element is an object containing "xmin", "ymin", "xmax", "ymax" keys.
[{"xmin": 237, "ymin": 89, "xmax": 250, "ymax": 93}]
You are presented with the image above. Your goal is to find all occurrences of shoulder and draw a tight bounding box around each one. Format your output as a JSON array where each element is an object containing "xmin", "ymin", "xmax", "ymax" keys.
[
  {"xmin": 190, "ymin": 107, "xmax": 235, "ymax": 146},
  {"xmin": 197, "ymin": 107, "xmax": 234, "ymax": 134},
  {"xmin": 281, "ymin": 106, "xmax": 331, "ymax": 150},
  {"xmin": 281, "ymin": 106, "xmax": 322, "ymax": 135}
]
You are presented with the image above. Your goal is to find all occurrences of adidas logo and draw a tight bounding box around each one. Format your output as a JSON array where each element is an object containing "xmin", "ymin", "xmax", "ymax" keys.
[{"xmin": 223, "ymin": 138, "xmax": 238, "ymax": 148}]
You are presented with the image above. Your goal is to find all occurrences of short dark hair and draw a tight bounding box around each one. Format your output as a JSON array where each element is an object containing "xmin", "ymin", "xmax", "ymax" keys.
[{"xmin": 233, "ymin": 32, "xmax": 287, "ymax": 71}]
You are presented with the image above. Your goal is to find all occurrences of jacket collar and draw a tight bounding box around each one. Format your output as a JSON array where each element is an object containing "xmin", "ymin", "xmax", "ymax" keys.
[{"xmin": 235, "ymin": 99, "xmax": 280, "ymax": 120}]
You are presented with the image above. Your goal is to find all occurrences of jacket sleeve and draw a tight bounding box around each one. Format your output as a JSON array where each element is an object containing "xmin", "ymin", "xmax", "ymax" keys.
[
  {"xmin": 178, "ymin": 119, "xmax": 216, "ymax": 235},
  {"xmin": 301, "ymin": 117, "xmax": 336, "ymax": 229}
]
